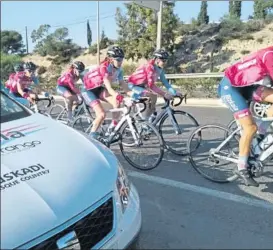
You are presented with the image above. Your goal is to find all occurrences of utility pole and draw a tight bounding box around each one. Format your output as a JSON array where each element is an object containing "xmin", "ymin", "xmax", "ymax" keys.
[
  {"xmin": 25, "ymin": 26, "xmax": 29, "ymax": 54},
  {"xmin": 156, "ymin": 1, "xmax": 163, "ymax": 50},
  {"xmin": 97, "ymin": 1, "xmax": 100, "ymax": 64}
]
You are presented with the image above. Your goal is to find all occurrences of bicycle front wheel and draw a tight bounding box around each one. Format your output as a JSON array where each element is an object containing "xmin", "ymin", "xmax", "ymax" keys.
[
  {"xmin": 119, "ymin": 121, "xmax": 164, "ymax": 171},
  {"xmin": 72, "ymin": 115, "xmax": 93, "ymax": 134},
  {"xmin": 187, "ymin": 124, "xmax": 239, "ymax": 183},
  {"xmin": 159, "ymin": 110, "xmax": 200, "ymax": 156}
]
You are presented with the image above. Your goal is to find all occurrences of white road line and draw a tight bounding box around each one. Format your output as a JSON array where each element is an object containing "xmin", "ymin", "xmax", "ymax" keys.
[
  {"xmin": 128, "ymin": 171, "xmax": 273, "ymax": 211},
  {"xmin": 163, "ymin": 159, "xmax": 179, "ymax": 163}
]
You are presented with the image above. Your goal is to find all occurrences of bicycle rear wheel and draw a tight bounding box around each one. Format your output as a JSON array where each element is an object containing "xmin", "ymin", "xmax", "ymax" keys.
[
  {"xmin": 187, "ymin": 124, "xmax": 239, "ymax": 183},
  {"xmin": 119, "ymin": 121, "xmax": 164, "ymax": 170},
  {"xmin": 159, "ymin": 110, "xmax": 200, "ymax": 156}
]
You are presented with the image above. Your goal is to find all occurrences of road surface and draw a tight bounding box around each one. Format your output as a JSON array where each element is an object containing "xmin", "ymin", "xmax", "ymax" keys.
[{"xmin": 51, "ymin": 100, "xmax": 273, "ymax": 249}]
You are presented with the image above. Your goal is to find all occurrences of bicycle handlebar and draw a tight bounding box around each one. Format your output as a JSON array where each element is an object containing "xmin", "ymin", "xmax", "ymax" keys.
[
  {"xmin": 123, "ymin": 97, "xmax": 148, "ymax": 116},
  {"xmin": 34, "ymin": 97, "xmax": 52, "ymax": 108},
  {"xmin": 161, "ymin": 94, "xmax": 187, "ymax": 109}
]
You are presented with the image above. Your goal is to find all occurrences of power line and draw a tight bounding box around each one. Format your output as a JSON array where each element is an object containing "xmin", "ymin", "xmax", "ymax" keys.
[{"xmin": 50, "ymin": 14, "xmax": 115, "ymax": 28}]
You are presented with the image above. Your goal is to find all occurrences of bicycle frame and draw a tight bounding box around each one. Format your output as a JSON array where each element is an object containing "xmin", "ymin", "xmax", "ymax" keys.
[
  {"xmin": 210, "ymin": 117, "xmax": 273, "ymax": 164},
  {"xmin": 152, "ymin": 105, "xmax": 181, "ymax": 134},
  {"xmin": 104, "ymin": 106, "xmax": 140, "ymax": 145}
]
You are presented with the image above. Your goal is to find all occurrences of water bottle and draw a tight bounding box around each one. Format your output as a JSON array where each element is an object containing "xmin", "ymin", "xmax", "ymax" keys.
[{"xmin": 148, "ymin": 112, "xmax": 157, "ymax": 123}]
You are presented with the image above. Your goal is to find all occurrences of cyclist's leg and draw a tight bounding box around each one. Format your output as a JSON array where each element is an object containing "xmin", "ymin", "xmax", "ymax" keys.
[
  {"xmin": 100, "ymin": 89, "xmax": 120, "ymax": 128},
  {"xmin": 218, "ymin": 77, "xmax": 258, "ymax": 186},
  {"xmin": 57, "ymin": 86, "xmax": 77, "ymax": 120},
  {"xmin": 81, "ymin": 89, "xmax": 106, "ymax": 137}
]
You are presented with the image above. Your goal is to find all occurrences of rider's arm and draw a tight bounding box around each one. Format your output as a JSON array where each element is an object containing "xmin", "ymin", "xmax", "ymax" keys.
[
  {"xmin": 159, "ymin": 70, "xmax": 177, "ymax": 95},
  {"xmin": 104, "ymin": 77, "xmax": 117, "ymax": 96},
  {"xmin": 147, "ymin": 65, "xmax": 167, "ymax": 97},
  {"xmin": 100, "ymin": 65, "xmax": 117, "ymax": 96},
  {"xmin": 67, "ymin": 75, "xmax": 80, "ymax": 95},
  {"xmin": 118, "ymin": 69, "xmax": 130, "ymax": 94},
  {"xmin": 16, "ymin": 80, "xmax": 29, "ymax": 98},
  {"xmin": 31, "ymin": 74, "xmax": 39, "ymax": 85},
  {"xmin": 263, "ymin": 50, "xmax": 273, "ymax": 80}
]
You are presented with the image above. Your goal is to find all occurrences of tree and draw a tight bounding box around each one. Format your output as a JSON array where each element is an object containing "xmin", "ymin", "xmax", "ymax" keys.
[
  {"xmin": 229, "ymin": 1, "xmax": 234, "ymax": 16},
  {"xmin": 53, "ymin": 28, "xmax": 69, "ymax": 41},
  {"xmin": 31, "ymin": 24, "xmax": 81, "ymax": 64},
  {"xmin": 87, "ymin": 20, "xmax": 92, "ymax": 46},
  {"xmin": 233, "ymin": 1, "xmax": 242, "ymax": 18},
  {"xmin": 197, "ymin": 1, "xmax": 209, "ymax": 25},
  {"xmin": 115, "ymin": 2, "xmax": 179, "ymax": 60},
  {"xmin": 254, "ymin": 0, "xmax": 266, "ymax": 19},
  {"xmin": 1, "ymin": 30, "xmax": 25, "ymax": 54},
  {"xmin": 0, "ymin": 52, "xmax": 23, "ymax": 82}
]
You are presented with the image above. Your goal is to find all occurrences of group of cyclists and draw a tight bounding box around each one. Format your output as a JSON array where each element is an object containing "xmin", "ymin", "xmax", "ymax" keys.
[{"xmin": 2, "ymin": 44, "xmax": 273, "ymax": 187}]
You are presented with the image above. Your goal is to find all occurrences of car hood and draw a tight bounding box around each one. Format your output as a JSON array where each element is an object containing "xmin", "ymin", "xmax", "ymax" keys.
[{"xmin": 1, "ymin": 113, "xmax": 118, "ymax": 249}]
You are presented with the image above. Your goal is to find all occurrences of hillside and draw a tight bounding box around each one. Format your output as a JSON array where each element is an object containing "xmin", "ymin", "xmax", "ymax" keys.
[{"xmin": 23, "ymin": 21, "xmax": 273, "ymax": 77}]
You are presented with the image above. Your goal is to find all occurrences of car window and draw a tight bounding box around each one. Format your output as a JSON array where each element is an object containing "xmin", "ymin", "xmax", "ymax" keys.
[{"xmin": 1, "ymin": 91, "xmax": 31, "ymax": 123}]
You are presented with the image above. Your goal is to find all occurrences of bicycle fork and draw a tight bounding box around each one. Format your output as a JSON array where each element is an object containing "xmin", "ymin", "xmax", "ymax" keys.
[
  {"xmin": 167, "ymin": 108, "xmax": 182, "ymax": 135},
  {"xmin": 126, "ymin": 115, "xmax": 141, "ymax": 146}
]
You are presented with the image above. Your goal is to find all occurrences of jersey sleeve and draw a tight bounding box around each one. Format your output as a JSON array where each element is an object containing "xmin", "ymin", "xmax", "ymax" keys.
[
  {"xmin": 159, "ymin": 70, "xmax": 176, "ymax": 95},
  {"xmin": 263, "ymin": 51, "xmax": 273, "ymax": 81},
  {"xmin": 118, "ymin": 68, "xmax": 124, "ymax": 81},
  {"xmin": 67, "ymin": 75, "xmax": 80, "ymax": 94}
]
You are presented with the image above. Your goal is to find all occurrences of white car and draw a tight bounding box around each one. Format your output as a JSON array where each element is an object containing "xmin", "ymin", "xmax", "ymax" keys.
[{"xmin": 0, "ymin": 90, "xmax": 142, "ymax": 249}]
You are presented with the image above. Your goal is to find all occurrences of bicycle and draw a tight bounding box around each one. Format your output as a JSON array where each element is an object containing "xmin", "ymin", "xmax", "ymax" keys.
[
  {"xmin": 48, "ymin": 95, "xmax": 94, "ymax": 124},
  {"xmin": 187, "ymin": 115, "xmax": 273, "ymax": 183},
  {"xmin": 72, "ymin": 97, "xmax": 165, "ymax": 171},
  {"xmin": 133, "ymin": 94, "xmax": 200, "ymax": 156},
  {"xmin": 32, "ymin": 93, "xmax": 56, "ymax": 116}
]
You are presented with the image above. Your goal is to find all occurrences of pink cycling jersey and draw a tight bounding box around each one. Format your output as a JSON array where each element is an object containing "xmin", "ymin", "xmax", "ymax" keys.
[
  {"xmin": 10, "ymin": 72, "xmax": 33, "ymax": 93},
  {"xmin": 57, "ymin": 71, "xmax": 80, "ymax": 94},
  {"xmin": 128, "ymin": 60, "xmax": 159, "ymax": 88},
  {"xmin": 225, "ymin": 46, "xmax": 273, "ymax": 87},
  {"xmin": 83, "ymin": 61, "xmax": 123, "ymax": 90},
  {"xmin": 5, "ymin": 73, "xmax": 16, "ymax": 90}
]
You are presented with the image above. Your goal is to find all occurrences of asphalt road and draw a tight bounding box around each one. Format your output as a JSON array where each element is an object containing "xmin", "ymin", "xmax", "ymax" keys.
[{"xmin": 50, "ymin": 100, "xmax": 273, "ymax": 249}]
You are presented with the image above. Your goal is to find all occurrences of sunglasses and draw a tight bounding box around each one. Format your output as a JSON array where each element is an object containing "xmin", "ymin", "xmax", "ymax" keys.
[{"xmin": 114, "ymin": 57, "xmax": 124, "ymax": 62}]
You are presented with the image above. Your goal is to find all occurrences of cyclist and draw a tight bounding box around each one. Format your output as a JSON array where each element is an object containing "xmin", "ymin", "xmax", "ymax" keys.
[
  {"xmin": 4, "ymin": 63, "xmax": 24, "ymax": 94},
  {"xmin": 127, "ymin": 48, "xmax": 182, "ymax": 122},
  {"xmin": 56, "ymin": 61, "xmax": 85, "ymax": 122},
  {"xmin": 9, "ymin": 62, "xmax": 39, "ymax": 109},
  {"xmin": 218, "ymin": 46, "xmax": 273, "ymax": 187},
  {"xmin": 81, "ymin": 45, "xmax": 126, "ymax": 139}
]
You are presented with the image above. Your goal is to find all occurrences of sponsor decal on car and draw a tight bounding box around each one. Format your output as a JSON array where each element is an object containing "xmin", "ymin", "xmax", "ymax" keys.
[
  {"xmin": 0, "ymin": 163, "xmax": 50, "ymax": 191},
  {"xmin": 1, "ymin": 123, "xmax": 46, "ymax": 154}
]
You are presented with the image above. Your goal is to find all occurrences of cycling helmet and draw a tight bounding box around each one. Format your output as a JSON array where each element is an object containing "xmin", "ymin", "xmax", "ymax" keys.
[
  {"xmin": 71, "ymin": 61, "xmax": 85, "ymax": 73},
  {"xmin": 153, "ymin": 49, "xmax": 169, "ymax": 60},
  {"xmin": 107, "ymin": 46, "xmax": 124, "ymax": 59},
  {"xmin": 24, "ymin": 61, "xmax": 37, "ymax": 71},
  {"xmin": 14, "ymin": 63, "xmax": 24, "ymax": 72}
]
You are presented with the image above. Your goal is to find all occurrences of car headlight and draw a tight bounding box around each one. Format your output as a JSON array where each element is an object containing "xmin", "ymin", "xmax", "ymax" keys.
[{"xmin": 117, "ymin": 162, "xmax": 131, "ymax": 213}]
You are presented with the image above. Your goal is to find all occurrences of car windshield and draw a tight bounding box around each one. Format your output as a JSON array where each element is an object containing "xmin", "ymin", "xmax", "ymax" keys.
[{"xmin": 0, "ymin": 91, "xmax": 31, "ymax": 123}]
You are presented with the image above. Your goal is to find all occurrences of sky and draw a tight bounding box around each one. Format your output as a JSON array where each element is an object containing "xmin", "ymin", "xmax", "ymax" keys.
[{"xmin": 1, "ymin": 1, "xmax": 254, "ymax": 52}]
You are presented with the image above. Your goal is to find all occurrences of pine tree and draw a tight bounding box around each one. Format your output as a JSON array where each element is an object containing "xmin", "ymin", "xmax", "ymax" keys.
[
  {"xmin": 254, "ymin": 0, "xmax": 266, "ymax": 19},
  {"xmin": 233, "ymin": 1, "xmax": 242, "ymax": 18},
  {"xmin": 87, "ymin": 20, "xmax": 92, "ymax": 46},
  {"xmin": 229, "ymin": 1, "xmax": 234, "ymax": 16},
  {"xmin": 197, "ymin": 1, "xmax": 209, "ymax": 25}
]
